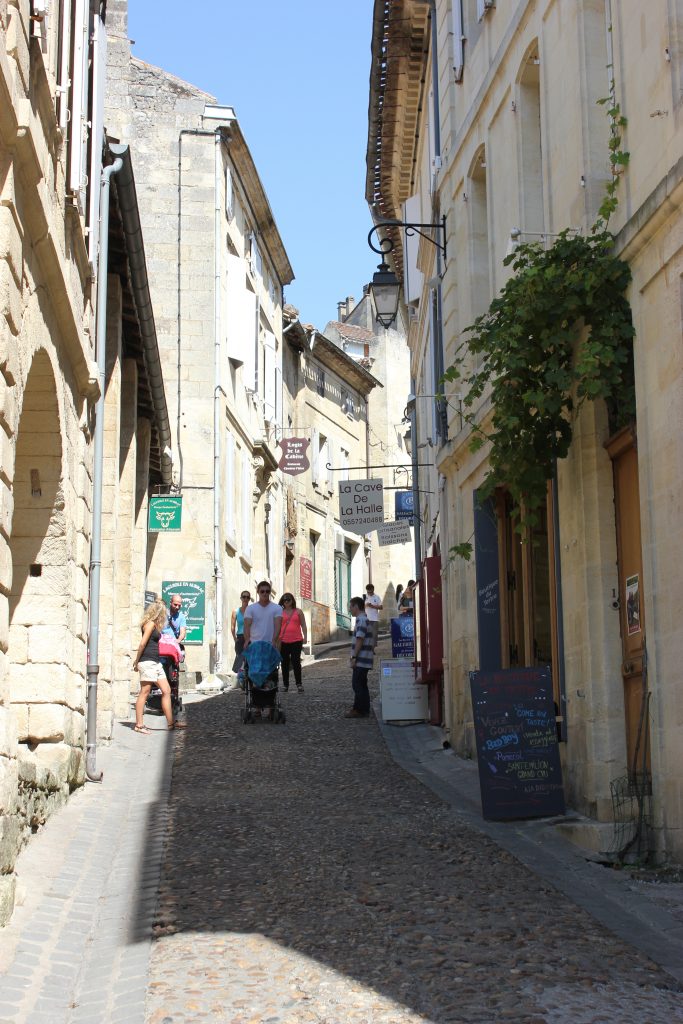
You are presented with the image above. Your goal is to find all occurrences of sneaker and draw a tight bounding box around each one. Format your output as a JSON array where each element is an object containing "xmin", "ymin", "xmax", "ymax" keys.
[
  {"xmin": 344, "ymin": 708, "xmax": 368, "ymax": 719},
  {"xmin": 297, "ymin": 685, "xmax": 304, "ymax": 693}
]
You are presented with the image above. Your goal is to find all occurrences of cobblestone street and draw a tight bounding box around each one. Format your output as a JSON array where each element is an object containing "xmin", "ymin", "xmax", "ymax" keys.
[{"xmin": 1, "ymin": 645, "xmax": 683, "ymax": 1023}]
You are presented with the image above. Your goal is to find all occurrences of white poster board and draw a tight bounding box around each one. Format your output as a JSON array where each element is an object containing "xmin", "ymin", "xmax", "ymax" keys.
[
  {"xmin": 339, "ymin": 478, "xmax": 384, "ymax": 534},
  {"xmin": 376, "ymin": 520, "xmax": 412, "ymax": 546},
  {"xmin": 380, "ymin": 659, "xmax": 428, "ymax": 722}
]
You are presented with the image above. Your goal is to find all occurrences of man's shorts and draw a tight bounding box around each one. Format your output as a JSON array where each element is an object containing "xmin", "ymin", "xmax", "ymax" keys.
[
  {"xmin": 368, "ymin": 621, "xmax": 379, "ymax": 649},
  {"xmin": 138, "ymin": 660, "xmax": 165, "ymax": 684}
]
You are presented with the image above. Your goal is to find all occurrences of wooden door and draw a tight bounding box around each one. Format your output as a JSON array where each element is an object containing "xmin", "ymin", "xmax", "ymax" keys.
[{"xmin": 606, "ymin": 427, "xmax": 649, "ymax": 780}]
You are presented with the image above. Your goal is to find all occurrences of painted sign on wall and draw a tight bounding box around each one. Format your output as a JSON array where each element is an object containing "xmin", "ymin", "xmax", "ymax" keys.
[
  {"xmin": 300, "ymin": 557, "xmax": 313, "ymax": 600},
  {"xmin": 148, "ymin": 496, "xmax": 182, "ymax": 532},
  {"xmin": 161, "ymin": 580, "xmax": 206, "ymax": 644}
]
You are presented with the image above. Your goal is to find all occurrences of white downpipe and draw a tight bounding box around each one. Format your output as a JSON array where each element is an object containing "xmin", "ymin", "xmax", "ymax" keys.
[{"xmin": 213, "ymin": 131, "xmax": 224, "ymax": 676}]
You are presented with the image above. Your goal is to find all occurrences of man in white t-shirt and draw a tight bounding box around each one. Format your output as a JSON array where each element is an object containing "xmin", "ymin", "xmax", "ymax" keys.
[
  {"xmin": 364, "ymin": 582, "xmax": 383, "ymax": 650},
  {"xmin": 243, "ymin": 580, "xmax": 283, "ymax": 647}
]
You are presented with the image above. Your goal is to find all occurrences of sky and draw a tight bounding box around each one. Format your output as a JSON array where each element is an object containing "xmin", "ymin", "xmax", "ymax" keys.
[{"xmin": 128, "ymin": 1, "xmax": 380, "ymax": 331}]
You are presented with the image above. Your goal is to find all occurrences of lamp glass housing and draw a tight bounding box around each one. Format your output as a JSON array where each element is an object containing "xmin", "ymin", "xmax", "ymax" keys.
[{"xmin": 370, "ymin": 262, "xmax": 400, "ymax": 328}]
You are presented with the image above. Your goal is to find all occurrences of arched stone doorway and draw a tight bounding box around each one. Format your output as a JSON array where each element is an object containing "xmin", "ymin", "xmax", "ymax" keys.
[{"xmin": 8, "ymin": 349, "xmax": 82, "ymax": 834}]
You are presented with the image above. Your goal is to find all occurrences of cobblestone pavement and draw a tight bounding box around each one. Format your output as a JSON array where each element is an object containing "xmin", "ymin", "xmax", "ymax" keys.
[{"xmin": 144, "ymin": 648, "xmax": 683, "ymax": 1024}]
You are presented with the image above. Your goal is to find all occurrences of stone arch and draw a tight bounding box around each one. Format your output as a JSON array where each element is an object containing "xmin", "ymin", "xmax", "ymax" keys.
[{"xmin": 8, "ymin": 348, "xmax": 80, "ymax": 830}]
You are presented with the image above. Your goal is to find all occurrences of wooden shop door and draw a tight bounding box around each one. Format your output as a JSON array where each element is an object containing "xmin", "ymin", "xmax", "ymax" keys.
[{"xmin": 606, "ymin": 427, "xmax": 649, "ymax": 779}]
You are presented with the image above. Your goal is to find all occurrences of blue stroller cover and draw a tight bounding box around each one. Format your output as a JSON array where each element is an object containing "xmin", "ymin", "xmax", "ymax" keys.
[{"xmin": 244, "ymin": 641, "xmax": 281, "ymax": 688}]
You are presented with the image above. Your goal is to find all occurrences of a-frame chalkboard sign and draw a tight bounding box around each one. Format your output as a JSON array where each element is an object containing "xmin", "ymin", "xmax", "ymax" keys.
[{"xmin": 469, "ymin": 667, "xmax": 565, "ymax": 821}]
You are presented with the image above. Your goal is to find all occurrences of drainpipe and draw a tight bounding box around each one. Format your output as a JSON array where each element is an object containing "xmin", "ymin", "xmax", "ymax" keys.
[
  {"xmin": 410, "ymin": 381, "xmax": 422, "ymax": 583},
  {"xmin": 365, "ymin": 393, "xmax": 373, "ymax": 585},
  {"xmin": 213, "ymin": 130, "xmax": 224, "ymax": 677},
  {"xmin": 85, "ymin": 155, "xmax": 123, "ymax": 783}
]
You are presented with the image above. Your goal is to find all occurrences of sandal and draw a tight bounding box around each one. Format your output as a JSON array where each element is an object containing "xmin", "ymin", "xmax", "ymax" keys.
[
  {"xmin": 168, "ymin": 721, "xmax": 188, "ymax": 730},
  {"xmin": 134, "ymin": 725, "xmax": 151, "ymax": 735}
]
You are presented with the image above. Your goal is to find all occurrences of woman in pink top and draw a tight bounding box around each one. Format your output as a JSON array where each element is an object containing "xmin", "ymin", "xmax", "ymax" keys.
[{"xmin": 278, "ymin": 593, "xmax": 308, "ymax": 692}]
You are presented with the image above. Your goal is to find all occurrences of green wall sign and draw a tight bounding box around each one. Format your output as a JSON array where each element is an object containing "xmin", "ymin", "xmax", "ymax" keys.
[
  {"xmin": 161, "ymin": 580, "xmax": 206, "ymax": 645},
  {"xmin": 148, "ymin": 496, "xmax": 183, "ymax": 532}
]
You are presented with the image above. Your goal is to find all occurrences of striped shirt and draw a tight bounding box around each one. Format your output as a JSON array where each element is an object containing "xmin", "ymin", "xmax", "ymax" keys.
[{"xmin": 352, "ymin": 613, "xmax": 374, "ymax": 669}]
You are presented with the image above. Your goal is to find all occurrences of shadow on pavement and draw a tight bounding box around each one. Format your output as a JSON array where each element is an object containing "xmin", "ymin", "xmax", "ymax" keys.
[{"xmin": 129, "ymin": 652, "xmax": 681, "ymax": 1023}]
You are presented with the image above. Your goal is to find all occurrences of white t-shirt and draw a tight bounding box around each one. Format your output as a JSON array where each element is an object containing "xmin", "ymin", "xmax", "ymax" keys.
[
  {"xmin": 365, "ymin": 594, "xmax": 382, "ymax": 622},
  {"xmin": 244, "ymin": 600, "xmax": 283, "ymax": 643}
]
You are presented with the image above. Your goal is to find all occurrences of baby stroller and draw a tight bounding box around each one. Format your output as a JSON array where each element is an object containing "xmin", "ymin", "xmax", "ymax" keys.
[
  {"xmin": 145, "ymin": 636, "xmax": 183, "ymax": 717},
  {"xmin": 241, "ymin": 641, "xmax": 285, "ymax": 724}
]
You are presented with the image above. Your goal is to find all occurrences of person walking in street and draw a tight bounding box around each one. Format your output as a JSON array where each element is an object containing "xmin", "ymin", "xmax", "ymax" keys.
[
  {"xmin": 399, "ymin": 579, "xmax": 416, "ymax": 615},
  {"xmin": 278, "ymin": 592, "xmax": 307, "ymax": 692},
  {"xmin": 231, "ymin": 590, "xmax": 251, "ymax": 678},
  {"xmin": 133, "ymin": 600, "xmax": 186, "ymax": 734},
  {"xmin": 364, "ymin": 582, "xmax": 383, "ymax": 650},
  {"xmin": 243, "ymin": 581, "xmax": 283, "ymax": 720},
  {"xmin": 345, "ymin": 596, "xmax": 375, "ymax": 718}
]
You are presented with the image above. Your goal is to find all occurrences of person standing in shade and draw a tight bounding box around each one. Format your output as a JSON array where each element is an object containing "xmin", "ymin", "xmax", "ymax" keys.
[
  {"xmin": 364, "ymin": 582, "xmax": 383, "ymax": 650},
  {"xmin": 399, "ymin": 579, "xmax": 416, "ymax": 615},
  {"xmin": 231, "ymin": 590, "xmax": 251, "ymax": 676},
  {"xmin": 162, "ymin": 593, "xmax": 187, "ymax": 642},
  {"xmin": 278, "ymin": 593, "xmax": 307, "ymax": 692},
  {"xmin": 345, "ymin": 596, "xmax": 375, "ymax": 719}
]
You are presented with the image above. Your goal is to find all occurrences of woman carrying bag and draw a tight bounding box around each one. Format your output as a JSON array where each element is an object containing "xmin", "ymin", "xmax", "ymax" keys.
[{"xmin": 278, "ymin": 593, "xmax": 308, "ymax": 692}]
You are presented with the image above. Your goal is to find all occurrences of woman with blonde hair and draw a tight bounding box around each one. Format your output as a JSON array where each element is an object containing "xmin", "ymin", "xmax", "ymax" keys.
[{"xmin": 133, "ymin": 600, "xmax": 186, "ymax": 734}]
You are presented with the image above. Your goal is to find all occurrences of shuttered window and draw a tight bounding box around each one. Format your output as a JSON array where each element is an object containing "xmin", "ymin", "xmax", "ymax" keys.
[
  {"xmin": 242, "ymin": 452, "xmax": 252, "ymax": 560},
  {"xmin": 264, "ymin": 329, "xmax": 276, "ymax": 424},
  {"xmin": 402, "ymin": 194, "xmax": 424, "ymax": 304},
  {"xmin": 68, "ymin": 0, "xmax": 90, "ymax": 210},
  {"xmin": 87, "ymin": 14, "xmax": 107, "ymax": 268},
  {"xmin": 452, "ymin": 0, "xmax": 464, "ymax": 81}
]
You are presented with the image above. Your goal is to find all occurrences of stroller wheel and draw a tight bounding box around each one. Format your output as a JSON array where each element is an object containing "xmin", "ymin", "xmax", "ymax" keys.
[
  {"xmin": 271, "ymin": 708, "xmax": 280, "ymax": 724},
  {"xmin": 279, "ymin": 710, "xmax": 286, "ymax": 724},
  {"xmin": 241, "ymin": 709, "xmax": 252, "ymax": 724}
]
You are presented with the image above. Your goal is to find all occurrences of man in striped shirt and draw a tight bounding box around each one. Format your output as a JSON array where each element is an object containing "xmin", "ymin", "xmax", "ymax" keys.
[{"xmin": 345, "ymin": 596, "xmax": 375, "ymax": 719}]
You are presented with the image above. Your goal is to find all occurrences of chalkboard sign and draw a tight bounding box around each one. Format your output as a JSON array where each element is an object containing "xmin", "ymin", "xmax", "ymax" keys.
[
  {"xmin": 473, "ymin": 493, "xmax": 501, "ymax": 671},
  {"xmin": 470, "ymin": 667, "xmax": 565, "ymax": 821}
]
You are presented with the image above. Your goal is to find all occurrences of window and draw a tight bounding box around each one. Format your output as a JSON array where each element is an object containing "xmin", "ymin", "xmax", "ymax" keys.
[
  {"xmin": 310, "ymin": 531, "xmax": 320, "ymax": 601},
  {"xmin": 452, "ymin": 0, "xmax": 464, "ymax": 82},
  {"xmin": 264, "ymin": 329, "xmax": 276, "ymax": 424},
  {"xmin": 518, "ymin": 44, "xmax": 544, "ymax": 237},
  {"xmin": 468, "ymin": 146, "xmax": 491, "ymax": 357},
  {"xmin": 225, "ymin": 164, "xmax": 234, "ymax": 221},
  {"xmin": 249, "ymin": 233, "xmax": 262, "ymax": 281},
  {"xmin": 341, "ymin": 390, "xmax": 355, "ymax": 419},
  {"xmin": 241, "ymin": 452, "xmax": 252, "ymax": 560},
  {"xmin": 225, "ymin": 431, "xmax": 236, "ymax": 547}
]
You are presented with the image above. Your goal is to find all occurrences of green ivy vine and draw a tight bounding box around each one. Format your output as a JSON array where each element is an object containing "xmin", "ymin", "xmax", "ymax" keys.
[{"xmin": 445, "ymin": 95, "xmax": 634, "ymax": 559}]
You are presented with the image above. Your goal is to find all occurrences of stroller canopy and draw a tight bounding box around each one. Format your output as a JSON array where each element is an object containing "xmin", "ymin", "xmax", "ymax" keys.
[{"xmin": 244, "ymin": 641, "xmax": 281, "ymax": 687}]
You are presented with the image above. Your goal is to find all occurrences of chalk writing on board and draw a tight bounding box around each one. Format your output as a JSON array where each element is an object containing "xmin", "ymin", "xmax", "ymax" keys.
[{"xmin": 470, "ymin": 667, "xmax": 565, "ymax": 821}]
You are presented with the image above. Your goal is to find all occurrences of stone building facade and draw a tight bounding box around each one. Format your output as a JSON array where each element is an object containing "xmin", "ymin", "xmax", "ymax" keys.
[
  {"xmin": 0, "ymin": 1, "xmax": 170, "ymax": 925},
  {"xmin": 281, "ymin": 310, "xmax": 380, "ymax": 642},
  {"xmin": 325, "ymin": 294, "xmax": 415, "ymax": 620},
  {"xmin": 105, "ymin": 0, "xmax": 293, "ymax": 683},
  {"xmin": 367, "ymin": 0, "xmax": 683, "ymax": 861}
]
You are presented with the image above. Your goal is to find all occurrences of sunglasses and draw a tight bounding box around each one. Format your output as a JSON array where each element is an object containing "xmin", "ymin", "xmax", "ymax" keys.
[
  {"xmin": 258, "ymin": 589, "xmax": 271, "ymax": 595},
  {"xmin": 241, "ymin": 594, "xmax": 250, "ymax": 600},
  {"xmin": 283, "ymin": 596, "xmax": 293, "ymax": 602}
]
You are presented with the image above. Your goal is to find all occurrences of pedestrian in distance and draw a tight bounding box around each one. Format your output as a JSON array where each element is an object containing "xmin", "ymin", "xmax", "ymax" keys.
[
  {"xmin": 399, "ymin": 579, "xmax": 416, "ymax": 615},
  {"xmin": 277, "ymin": 592, "xmax": 307, "ymax": 692},
  {"xmin": 231, "ymin": 589, "xmax": 251, "ymax": 680},
  {"xmin": 395, "ymin": 583, "xmax": 404, "ymax": 612},
  {"xmin": 133, "ymin": 600, "xmax": 186, "ymax": 734},
  {"xmin": 364, "ymin": 582, "xmax": 383, "ymax": 650},
  {"xmin": 243, "ymin": 581, "xmax": 283, "ymax": 719},
  {"xmin": 345, "ymin": 596, "xmax": 375, "ymax": 719}
]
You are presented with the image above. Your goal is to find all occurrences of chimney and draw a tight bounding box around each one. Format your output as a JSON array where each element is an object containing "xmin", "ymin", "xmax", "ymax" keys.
[
  {"xmin": 345, "ymin": 296, "xmax": 355, "ymax": 318},
  {"xmin": 337, "ymin": 301, "xmax": 346, "ymax": 322}
]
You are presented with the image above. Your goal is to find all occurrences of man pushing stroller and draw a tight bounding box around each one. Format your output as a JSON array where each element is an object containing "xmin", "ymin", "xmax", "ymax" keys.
[{"xmin": 242, "ymin": 580, "xmax": 282, "ymax": 721}]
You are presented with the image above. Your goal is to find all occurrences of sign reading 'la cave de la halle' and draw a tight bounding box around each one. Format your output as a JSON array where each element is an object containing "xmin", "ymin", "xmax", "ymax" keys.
[{"xmin": 339, "ymin": 479, "xmax": 384, "ymax": 534}]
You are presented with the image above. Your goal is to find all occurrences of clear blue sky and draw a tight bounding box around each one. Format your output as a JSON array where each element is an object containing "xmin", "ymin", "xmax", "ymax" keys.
[{"xmin": 128, "ymin": 1, "xmax": 379, "ymax": 330}]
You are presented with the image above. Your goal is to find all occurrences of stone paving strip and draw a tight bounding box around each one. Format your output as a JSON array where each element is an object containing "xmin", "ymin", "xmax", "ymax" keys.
[
  {"xmin": 145, "ymin": 648, "xmax": 683, "ymax": 1024},
  {"xmin": 0, "ymin": 713, "xmax": 174, "ymax": 1024}
]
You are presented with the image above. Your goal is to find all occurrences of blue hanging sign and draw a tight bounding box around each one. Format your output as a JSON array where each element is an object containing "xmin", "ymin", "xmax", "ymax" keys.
[
  {"xmin": 395, "ymin": 491, "xmax": 414, "ymax": 522},
  {"xmin": 391, "ymin": 615, "xmax": 415, "ymax": 658}
]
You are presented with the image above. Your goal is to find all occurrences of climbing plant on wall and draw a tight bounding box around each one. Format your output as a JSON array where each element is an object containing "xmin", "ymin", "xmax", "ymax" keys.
[{"xmin": 445, "ymin": 96, "xmax": 634, "ymax": 558}]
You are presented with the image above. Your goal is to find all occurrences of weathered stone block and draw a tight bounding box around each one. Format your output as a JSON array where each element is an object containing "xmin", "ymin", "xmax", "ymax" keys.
[
  {"xmin": 7, "ymin": 595, "xmax": 69, "ymax": 629},
  {"xmin": 0, "ymin": 755, "xmax": 17, "ymax": 815},
  {"xmin": 27, "ymin": 624, "xmax": 69, "ymax": 663},
  {"xmin": 0, "ymin": 704, "xmax": 17, "ymax": 757},
  {"xmin": 0, "ymin": 264, "xmax": 22, "ymax": 336},
  {"xmin": 26, "ymin": 703, "xmax": 65, "ymax": 742},
  {"xmin": 0, "ymin": 479, "xmax": 14, "ymax": 537},
  {"xmin": 0, "ymin": 813, "xmax": 20, "ymax": 872},
  {"xmin": 0, "ymin": 870, "xmax": 17, "ymax": 926}
]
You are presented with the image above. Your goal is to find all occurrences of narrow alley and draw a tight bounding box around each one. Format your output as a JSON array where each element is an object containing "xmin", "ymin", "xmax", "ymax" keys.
[{"xmin": 0, "ymin": 647, "xmax": 681, "ymax": 1024}]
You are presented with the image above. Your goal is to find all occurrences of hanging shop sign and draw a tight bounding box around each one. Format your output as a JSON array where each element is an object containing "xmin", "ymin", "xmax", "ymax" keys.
[
  {"xmin": 161, "ymin": 580, "xmax": 206, "ymax": 645},
  {"xmin": 300, "ymin": 557, "xmax": 313, "ymax": 600},
  {"xmin": 469, "ymin": 667, "xmax": 565, "ymax": 821},
  {"xmin": 148, "ymin": 495, "xmax": 182, "ymax": 532},
  {"xmin": 339, "ymin": 478, "xmax": 384, "ymax": 534},
  {"xmin": 390, "ymin": 616, "xmax": 415, "ymax": 658},
  {"xmin": 278, "ymin": 437, "xmax": 310, "ymax": 476},
  {"xmin": 395, "ymin": 490, "xmax": 414, "ymax": 522},
  {"xmin": 376, "ymin": 520, "xmax": 412, "ymax": 547}
]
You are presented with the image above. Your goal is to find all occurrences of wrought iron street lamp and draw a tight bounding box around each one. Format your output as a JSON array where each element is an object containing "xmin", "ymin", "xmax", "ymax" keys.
[{"xmin": 367, "ymin": 216, "xmax": 447, "ymax": 328}]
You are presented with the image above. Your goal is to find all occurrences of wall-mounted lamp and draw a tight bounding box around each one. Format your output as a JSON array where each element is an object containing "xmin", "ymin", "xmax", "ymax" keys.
[{"xmin": 367, "ymin": 216, "xmax": 448, "ymax": 329}]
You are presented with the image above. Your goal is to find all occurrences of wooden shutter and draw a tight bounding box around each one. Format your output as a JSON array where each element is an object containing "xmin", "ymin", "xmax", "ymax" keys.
[
  {"xmin": 242, "ymin": 452, "xmax": 252, "ymax": 559},
  {"xmin": 88, "ymin": 14, "xmax": 107, "ymax": 267},
  {"xmin": 402, "ymin": 194, "xmax": 424, "ymax": 304},
  {"xmin": 264, "ymin": 329, "xmax": 276, "ymax": 424},
  {"xmin": 68, "ymin": 0, "xmax": 89, "ymax": 210}
]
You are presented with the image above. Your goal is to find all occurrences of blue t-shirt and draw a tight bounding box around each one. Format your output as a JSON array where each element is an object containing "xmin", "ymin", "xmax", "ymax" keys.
[{"xmin": 162, "ymin": 609, "xmax": 187, "ymax": 639}]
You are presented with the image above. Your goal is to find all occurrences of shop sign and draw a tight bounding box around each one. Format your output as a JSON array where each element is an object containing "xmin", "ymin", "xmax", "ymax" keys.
[
  {"xmin": 390, "ymin": 616, "xmax": 415, "ymax": 658},
  {"xmin": 377, "ymin": 520, "xmax": 411, "ymax": 547},
  {"xmin": 395, "ymin": 490, "xmax": 414, "ymax": 522},
  {"xmin": 339, "ymin": 479, "xmax": 384, "ymax": 534},
  {"xmin": 148, "ymin": 495, "xmax": 182, "ymax": 532},
  {"xmin": 300, "ymin": 557, "xmax": 313, "ymax": 600},
  {"xmin": 161, "ymin": 580, "xmax": 205, "ymax": 644},
  {"xmin": 278, "ymin": 437, "xmax": 311, "ymax": 476}
]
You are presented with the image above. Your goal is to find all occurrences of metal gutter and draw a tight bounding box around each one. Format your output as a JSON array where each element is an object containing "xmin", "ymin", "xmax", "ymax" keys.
[{"xmin": 108, "ymin": 143, "xmax": 172, "ymax": 486}]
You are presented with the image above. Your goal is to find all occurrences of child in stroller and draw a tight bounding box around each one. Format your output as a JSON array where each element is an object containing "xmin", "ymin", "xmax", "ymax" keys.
[
  {"xmin": 241, "ymin": 641, "xmax": 285, "ymax": 724},
  {"xmin": 145, "ymin": 635, "xmax": 183, "ymax": 717}
]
